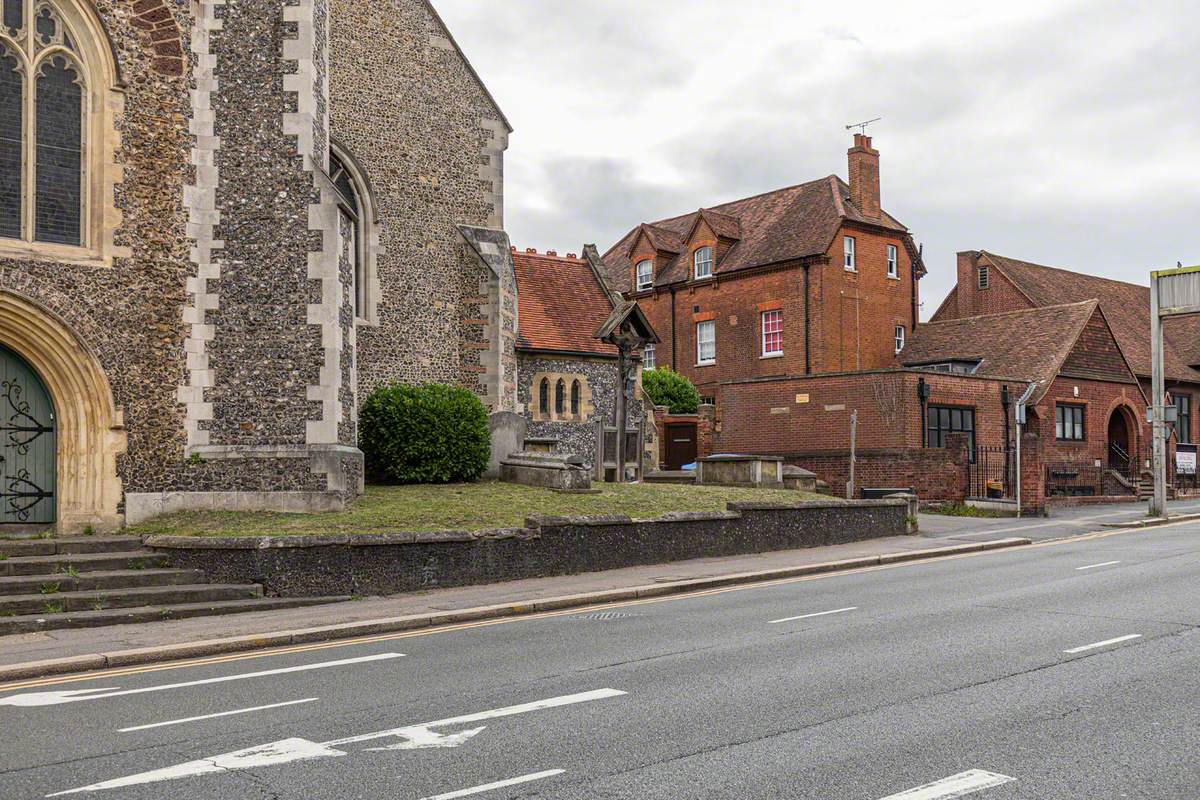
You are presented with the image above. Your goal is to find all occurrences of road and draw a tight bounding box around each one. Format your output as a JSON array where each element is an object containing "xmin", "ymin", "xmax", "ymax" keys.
[{"xmin": 3, "ymin": 518, "xmax": 1199, "ymax": 799}]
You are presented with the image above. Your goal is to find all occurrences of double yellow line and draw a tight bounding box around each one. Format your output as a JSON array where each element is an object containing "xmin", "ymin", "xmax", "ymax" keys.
[{"xmin": 0, "ymin": 522, "xmax": 1168, "ymax": 693}]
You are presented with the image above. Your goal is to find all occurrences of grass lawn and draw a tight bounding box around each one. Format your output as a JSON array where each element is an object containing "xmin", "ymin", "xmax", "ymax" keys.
[{"xmin": 129, "ymin": 481, "xmax": 831, "ymax": 537}]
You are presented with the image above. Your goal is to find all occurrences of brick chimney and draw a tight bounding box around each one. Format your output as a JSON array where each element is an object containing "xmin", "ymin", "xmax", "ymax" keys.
[{"xmin": 847, "ymin": 134, "xmax": 881, "ymax": 218}]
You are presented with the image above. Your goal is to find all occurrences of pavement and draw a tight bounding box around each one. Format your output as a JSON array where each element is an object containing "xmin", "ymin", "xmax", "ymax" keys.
[
  {"xmin": 1, "ymin": 505, "xmax": 1199, "ymax": 798},
  {"xmin": 2, "ymin": 497, "xmax": 1195, "ymax": 676}
]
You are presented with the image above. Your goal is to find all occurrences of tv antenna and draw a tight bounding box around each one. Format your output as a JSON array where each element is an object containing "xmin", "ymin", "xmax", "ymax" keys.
[{"xmin": 846, "ymin": 117, "xmax": 882, "ymax": 135}]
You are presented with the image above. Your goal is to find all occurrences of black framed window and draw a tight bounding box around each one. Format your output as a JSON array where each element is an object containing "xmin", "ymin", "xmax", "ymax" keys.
[
  {"xmin": 1174, "ymin": 394, "xmax": 1191, "ymax": 443},
  {"xmin": 927, "ymin": 405, "xmax": 975, "ymax": 455},
  {"xmin": 538, "ymin": 378, "xmax": 549, "ymax": 415},
  {"xmin": 570, "ymin": 380, "xmax": 581, "ymax": 416},
  {"xmin": 1056, "ymin": 404, "xmax": 1085, "ymax": 441},
  {"xmin": 555, "ymin": 379, "xmax": 565, "ymax": 415}
]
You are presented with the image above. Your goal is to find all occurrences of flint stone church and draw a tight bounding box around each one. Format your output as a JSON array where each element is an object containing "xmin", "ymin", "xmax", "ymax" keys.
[{"xmin": 0, "ymin": 0, "xmax": 624, "ymax": 532}]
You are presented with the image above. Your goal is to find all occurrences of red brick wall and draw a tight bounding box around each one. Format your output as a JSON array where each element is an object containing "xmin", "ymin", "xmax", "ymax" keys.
[
  {"xmin": 789, "ymin": 440, "xmax": 969, "ymax": 502},
  {"xmin": 811, "ymin": 224, "xmax": 918, "ymax": 374},
  {"xmin": 1037, "ymin": 378, "xmax": 1147, "ymax": 470},
  {"xmin": 637, "ymin": 265, "xmax": 810, "ymax": 399},
  {"xmin": 633, "ymin": 222, "xmax": 916, "ymax": 403},
  {"xmin": 716, "ymin": 370, "xmax": 1012, "ymax": 455},
  {"xmin": 934, "ymin": 251, "xmax": 1035, "ymax": 321}
]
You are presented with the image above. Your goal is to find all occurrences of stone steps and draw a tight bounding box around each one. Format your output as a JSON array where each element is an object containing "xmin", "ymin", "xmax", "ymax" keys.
[
  {"xmin": 1, "ymin": 583, "xmax": 265, "ymax": 616},
  {"xmin": 0, "ymin": 596, "xmax": 346, "ymax": 635},
  {"xmin": 0, "ymin": 536, "xmax": 144, "ymax": 558},
  {"xmin": 0, "ymin": 568, "xmax": 206, "ymax": 596},
  {"xmin": 0, "ymin": 550, "xmax": 171, "ymax": 577},
  {"xmin": 0, "ymin": 535, "xmax": 346, "ymax": 633}
]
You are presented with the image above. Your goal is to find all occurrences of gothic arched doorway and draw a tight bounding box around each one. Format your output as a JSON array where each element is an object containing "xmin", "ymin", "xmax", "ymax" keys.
[
  {"xmin": 1107, "ymin": 406, "xmax": 1135, "ymax": 476},
  {"xmin": 0, "ymin": 290, "xmax": 125, "ymax": 531},
  {"xmin": 0, "ymin": 346, "xmax": 56, "ymax": 524}
]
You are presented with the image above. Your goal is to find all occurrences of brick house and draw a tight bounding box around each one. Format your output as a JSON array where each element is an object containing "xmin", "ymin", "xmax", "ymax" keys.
[
  {"xmin": 714, "ymin": 299, "xmax": 1146, "ymax": 507},
  {"xmin": 934, "ymin": 251, "xmax": 1200, "ymax": 485},
  {"xmin": 601, "ymin": 135, "xmax": 925, "ymax": 405}
]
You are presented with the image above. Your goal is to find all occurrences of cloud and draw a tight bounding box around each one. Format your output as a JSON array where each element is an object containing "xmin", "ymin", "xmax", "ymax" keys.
[{"xmin": 434, "ymin": 0, "xmax": 1200, "ymax": 312}]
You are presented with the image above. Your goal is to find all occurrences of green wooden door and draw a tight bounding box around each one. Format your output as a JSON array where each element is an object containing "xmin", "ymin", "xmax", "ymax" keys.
[{"xmin": 0, "ymin": 346, "xmax": 56, "ymax": 525}]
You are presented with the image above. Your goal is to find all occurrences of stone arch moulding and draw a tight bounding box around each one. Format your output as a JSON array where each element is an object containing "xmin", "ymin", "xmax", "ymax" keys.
[{"xmin": 0, "ymin": 291, "xmax": 126, "ymax": 532}]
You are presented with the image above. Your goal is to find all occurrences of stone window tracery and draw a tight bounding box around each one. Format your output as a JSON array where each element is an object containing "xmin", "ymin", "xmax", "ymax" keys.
[
  {"xmin": 0, "ymin": 0, "xmax": 89, "ymax": 249},
  {"xmin": 329, "ymin": 148, "xmax": 377, "ymax": 321},
  {"xmin": 530, "ymin": 371, "xmax": 593, "ymax": 423}
]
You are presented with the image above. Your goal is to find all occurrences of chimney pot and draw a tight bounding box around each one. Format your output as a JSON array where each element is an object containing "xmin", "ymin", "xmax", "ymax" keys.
[
  {"xmin": 848, "ymin": 134, "xmax": 881, "ymax": 218},
  {"xmin": 547, "ymin": 250, "xmax": 557, "ymax": 256}
]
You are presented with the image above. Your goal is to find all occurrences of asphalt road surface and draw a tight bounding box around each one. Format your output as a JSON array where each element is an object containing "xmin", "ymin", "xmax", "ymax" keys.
[{"xmin": 4, "ymin": 519, "xmax": 1200, "ymax": 799}]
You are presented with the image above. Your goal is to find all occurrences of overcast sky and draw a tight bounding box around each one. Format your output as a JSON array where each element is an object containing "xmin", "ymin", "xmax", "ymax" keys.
[{"xmin": 433, "ymin": 0, "xmax": 1198, "ymax": 317}]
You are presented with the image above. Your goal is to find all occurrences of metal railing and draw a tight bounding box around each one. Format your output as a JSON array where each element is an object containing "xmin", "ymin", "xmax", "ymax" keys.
[{"xmin": 967, "ymin": 445, "xmax": 1014, "ymax": 499}]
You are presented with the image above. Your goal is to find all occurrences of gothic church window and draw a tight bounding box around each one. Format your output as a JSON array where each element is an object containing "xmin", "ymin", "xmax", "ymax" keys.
[
  {"xmin": 329, "ymin": 149, "xmax": 369, "ymax": 319},
  {"xmin": 539, "ymin": 378, "xmax": 549, "ymax": 415},
  {"xmin": 0, "ymin": 0, "xmax": 88, "ymax": 248},
  {"xmin": 571, "ymin": 380, "xmax": 580, "ymax": 416},
  {"xmin": 555, "ymin": 379, "xmax": 565, "ymax": 416}
]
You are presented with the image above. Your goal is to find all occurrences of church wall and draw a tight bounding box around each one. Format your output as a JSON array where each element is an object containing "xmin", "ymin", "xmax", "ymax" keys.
[
  {"xmin": 0, "ymin": 1, "xmax": 195, "ymax": 528},
  {"xmin": 517, "ymin": 354, "xmax": 644, "ymax": 472},
  {"xmin": 329, "ymin": 0, "xmax": 510, "ymax": 400}
]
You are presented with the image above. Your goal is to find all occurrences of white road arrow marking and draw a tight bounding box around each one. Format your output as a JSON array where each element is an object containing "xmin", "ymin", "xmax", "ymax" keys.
[
  {"xmin": 879, "ymin": 769, "xmax": 1015, "ymax": 799},
  {"xmin": 47, "ymin": 739, "xmax": 348, "ymax": 796},
  {"xmin": 364, "ymin": 725, "xmax": 486, "ymax": 751},
  {"xmin": 46, "ymin": 688, "xmax": 626, "ymax": 796},
  {"xmin": 419, "ymin": 769, "xmax": 566, "ymax": 799},
  {"xmin": 1, "ymin": 653, "xmax": 404, "ymax": 708}
]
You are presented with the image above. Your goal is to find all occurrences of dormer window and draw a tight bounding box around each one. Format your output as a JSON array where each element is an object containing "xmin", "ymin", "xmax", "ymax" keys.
[
  {"xmin": 636, "ymin": 259, "xmax": 653, "ymax": 291},
  {"xmin": 694, "ymin": 246, "xmax": 713, "ymax": 280}
]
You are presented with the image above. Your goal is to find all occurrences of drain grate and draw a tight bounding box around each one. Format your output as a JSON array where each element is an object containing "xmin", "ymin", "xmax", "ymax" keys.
[{"xmin": 572, "ymin": 611, "xmax": 642, "ymax": 621}]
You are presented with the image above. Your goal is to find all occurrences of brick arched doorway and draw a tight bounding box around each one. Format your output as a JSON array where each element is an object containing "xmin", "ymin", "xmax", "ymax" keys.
[{"xmin": 1107, "ymin": 405, "xmax": 1137, "ymax": 477}]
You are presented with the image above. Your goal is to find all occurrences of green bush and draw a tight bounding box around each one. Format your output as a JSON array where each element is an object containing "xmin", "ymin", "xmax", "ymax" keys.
[
  {"xmin": 642, "ymin": 368, "xmax": 700, "ymax": 414},
  {"xmin": 359, "ymin": 383, "xmax": 491, "ymax": 485}
]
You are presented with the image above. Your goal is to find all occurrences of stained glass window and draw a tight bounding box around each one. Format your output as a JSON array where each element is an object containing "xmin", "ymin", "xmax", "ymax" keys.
[
  {"xmin": 0, "ymin": 43, "xmax": 22, "ymax": 240},
  {"xmin": 3, "ymin": 0, "xmax": 22, "ymax": 37},
  {"xmin": 34, "ymin": 55, "xmax": 81, "ymax": 245},
  {"xmin": 34, "ymin": 5, "xmax": 54, "ymax": 45}
]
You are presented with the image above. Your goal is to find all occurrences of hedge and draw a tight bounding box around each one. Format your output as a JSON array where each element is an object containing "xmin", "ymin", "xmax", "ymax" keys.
[
  {"xmin": 642, "ymin": 368, "xmax": 700, "ymax": 414},
  {"xmin": 359, "ymin": 383, "xmax": 490, "ymax": 484}
]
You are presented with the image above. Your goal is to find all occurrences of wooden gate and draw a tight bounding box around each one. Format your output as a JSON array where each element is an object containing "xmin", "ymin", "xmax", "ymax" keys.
[
  {"xmin": 664, "ymin": 422, "xmax": 698, "ymax": 470},
  {"xmin": 0, "ymin": 346, "xmax": 56, "ymax": 524}
]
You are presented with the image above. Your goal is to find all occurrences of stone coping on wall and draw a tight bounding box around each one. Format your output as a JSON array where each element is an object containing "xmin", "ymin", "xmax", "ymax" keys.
[
  {"xmin": 143, "ymin": 499, "xmax": 902, "ymax": 551},
  {"xmin": 699, "ymin": 454, "xmax": 786, "ymax": 463}
]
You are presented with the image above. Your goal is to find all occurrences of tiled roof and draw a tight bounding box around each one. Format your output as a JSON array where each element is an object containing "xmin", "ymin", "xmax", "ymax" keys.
[
  {"xmin": 899, "ymin": 301, "xmax": 1101, "ymax": 402},
  {"xmin": 1165, "ymin": 314, "xmax": 1200, "ymax": 369},
  {"xmin": 512, "ymin": 248, "xmax": 618, "ymax": 357},
  {"xmin": 602, "ymin": 175, "xmax": 916, "ymax": 292},
  {"xmin": 981, "ymin": 252, "xmax": 1200, "ymax": 383}
]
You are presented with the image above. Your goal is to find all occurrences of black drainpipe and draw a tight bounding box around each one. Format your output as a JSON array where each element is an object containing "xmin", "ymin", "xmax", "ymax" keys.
[
  {"xmin": 803, "ymin": 263, "xmax": 812, "ymax": 374},
  {"xmin": 1001, "ymin": 384, "xmax": 1012, "ymax": 492},
  {"xmin": 669, "ymin": 287, "xmax": 677, "ymax": 371},
  {"xmin": 918, "ymin": 377, "xmax": 930, "ymax": 447},
  {"xmin": 911, "ymin": 243, "xmax": 922, "ymax": 331}
]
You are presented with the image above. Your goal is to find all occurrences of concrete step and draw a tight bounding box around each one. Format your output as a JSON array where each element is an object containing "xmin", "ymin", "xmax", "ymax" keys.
[
  {"xmin": 0, "ymin": 584, "xmax": 265, "ymax": 616},
  {"xmin": 0, "ymin": 568, "xmax": 207, "ymax": 596},
  {"xmin": 0, "ymin": 551, "xmax": 170, "ymax": 577},
  {"xmin": 0, "ymin": 537, "xmax": 144, "ymax": 558},
  {"xmin": 0, "ymin": 596, "xmax": 348, "ymax": 635}
]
